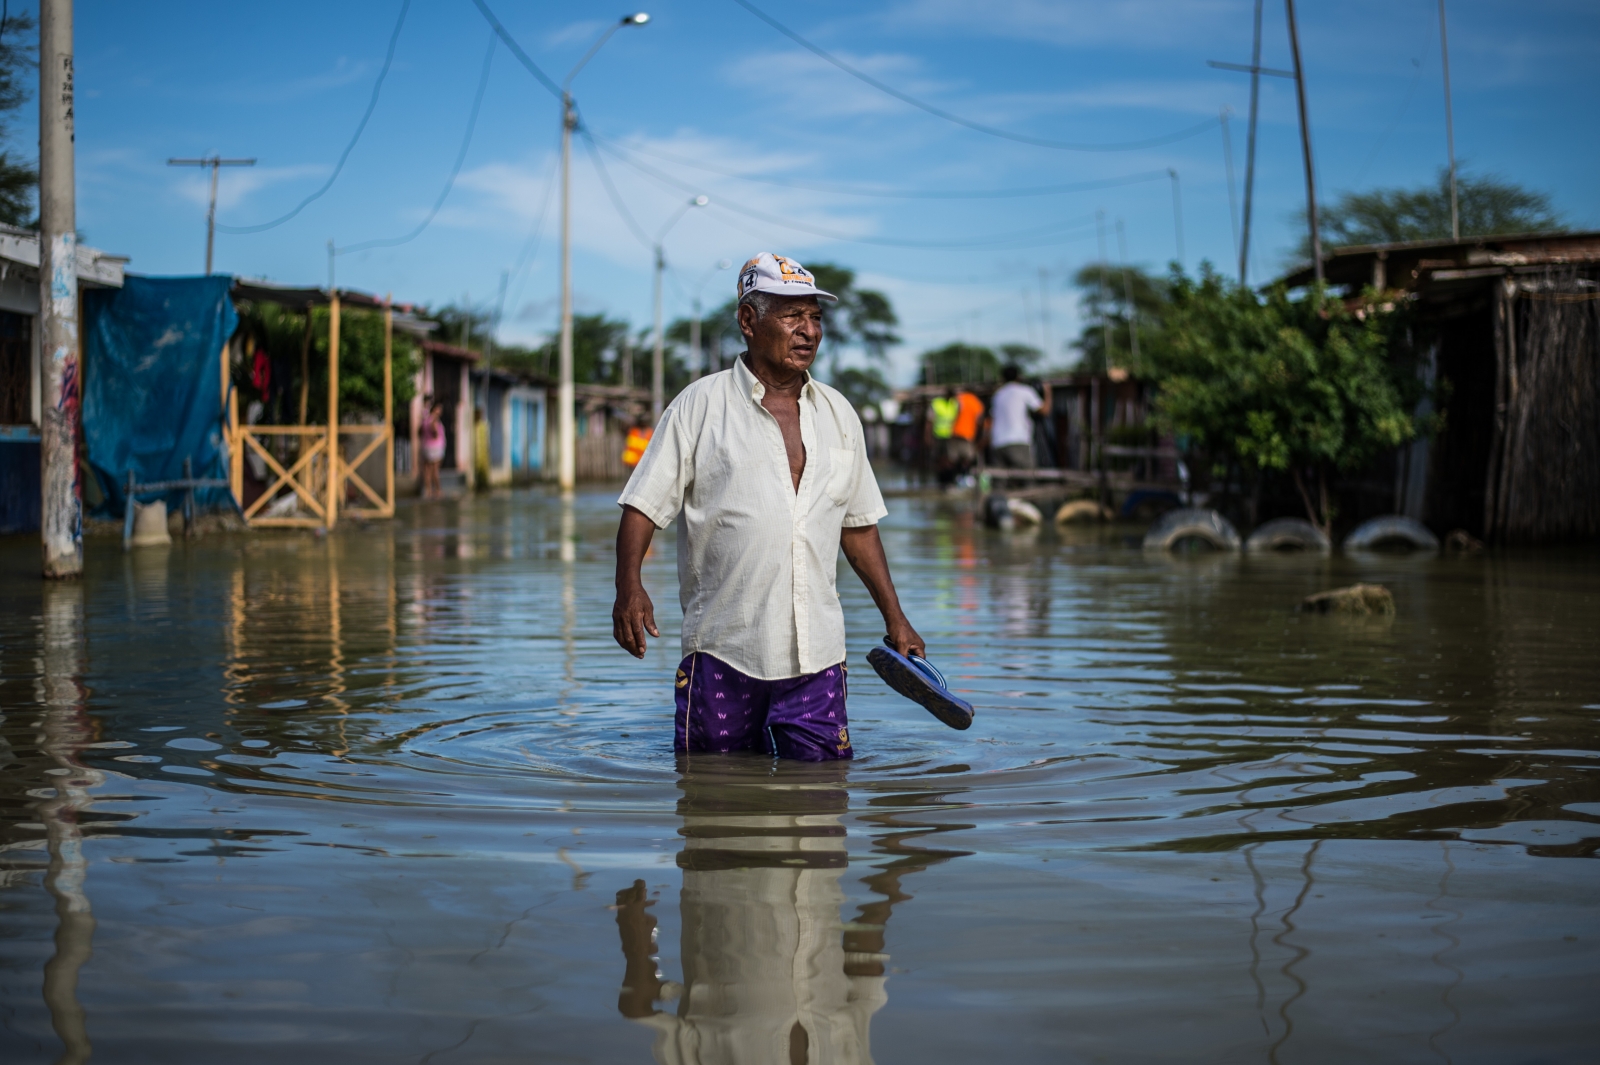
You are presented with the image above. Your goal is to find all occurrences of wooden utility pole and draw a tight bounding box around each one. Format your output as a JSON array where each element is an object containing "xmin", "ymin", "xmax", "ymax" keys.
[
  {"xmin": 1284, "ymin": 0, "xmax": 1324, "ymax": 287},
  {"xmin": 39, "ymin": 0, "xmax": 80, "ymax": 578},
  {"xmin": 166, "ymin": 156, "xmax": 255, "ymax": 274},
  {"xmin": 1438, "ymin": 0, "xmax": 1460, "ymax": 241}
]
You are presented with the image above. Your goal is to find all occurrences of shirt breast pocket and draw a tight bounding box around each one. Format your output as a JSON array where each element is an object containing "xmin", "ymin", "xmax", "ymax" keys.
[{"xmin": 824, "ymin": 447, "xmax": 856, "ymax": 506}]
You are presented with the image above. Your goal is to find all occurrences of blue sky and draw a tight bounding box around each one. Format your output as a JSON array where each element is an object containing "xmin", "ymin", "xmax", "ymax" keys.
[{"xmin": 47, "ymin": 0, "xmax": 1600, "ymax": 382}]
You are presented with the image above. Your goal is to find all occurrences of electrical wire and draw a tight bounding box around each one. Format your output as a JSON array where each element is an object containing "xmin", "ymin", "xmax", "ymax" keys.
[
  {"xmin": 582, "ymin": 134, "xmax": 654, "ymax": 250},
  {"xmin": 506, "ymin": 144, "xmax": 561, "ymax": 315},
  {"xmin": 731, "ymin": 0, "xmax": 1219, "ymax": 153},
  {"xmin": 216, "ymin": 0, "xmax": 411, "ymax": 234},
  {"xmin": 587, "ymin": 130, "xmax": 1099, "ymax": 250},
  {"xmin": 471, "ymin": 0, "xmax": 563, "ymax": 100},
  {"xmin": 588, "ymin": 132, "xmax": 1170, "ymax": 200},
  {"xmin": 335, "ymin": 27, "xmax": 497, "ymax": 255}
]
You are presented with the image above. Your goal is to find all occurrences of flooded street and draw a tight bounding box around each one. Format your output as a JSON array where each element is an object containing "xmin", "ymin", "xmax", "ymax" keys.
[{"xmin": 1, "ymin": 487, "xmax": 1596, "ymax": 1063}]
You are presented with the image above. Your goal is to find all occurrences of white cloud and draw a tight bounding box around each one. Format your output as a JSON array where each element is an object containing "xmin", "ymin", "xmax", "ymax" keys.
[
  {"xmin": 723, "ymin": 49, "xmax": 961, "ymax": 119},
  {"xmin": 173, "ymin": 165, "xmax": 329, "ymax": 212},
  {"xmin": 217, "ymin": 57, "xmax": 378, "ymax": 105},
  {"xmin": 544, "ymin": 18, "xmax": 613, "ymax": 50},
  {"xmin": 445, "ymin": 132, "xmax": 884, "ymax": 270}
]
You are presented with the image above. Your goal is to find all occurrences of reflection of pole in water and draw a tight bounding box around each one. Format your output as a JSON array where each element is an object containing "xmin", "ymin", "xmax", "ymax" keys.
[
  {"xmin": 1267, "ymin": 839, "xmax": 1321, "ymax": 1065},
  {"xmin": 1426, "ymin": 841, "xmax": 1463, "ymax": 1061},
  {"xmin": 36, "ymin": 582, "xmax": 99, "ymax": 1065},
  {"xmin": 561, "ymin": 495, "xmax": 577, "ymax": 690}
]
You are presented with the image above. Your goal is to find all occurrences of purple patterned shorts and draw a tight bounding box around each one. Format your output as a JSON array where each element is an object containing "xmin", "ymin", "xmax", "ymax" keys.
[{"xmin": 673, "ymin": 653, "xmax": 853, "ymax": 761}]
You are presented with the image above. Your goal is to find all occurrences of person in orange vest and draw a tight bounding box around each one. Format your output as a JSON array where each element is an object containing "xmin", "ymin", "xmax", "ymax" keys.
[{"xmin": 622, "ymin": 415, "xmax": 653, "ymax": 469}]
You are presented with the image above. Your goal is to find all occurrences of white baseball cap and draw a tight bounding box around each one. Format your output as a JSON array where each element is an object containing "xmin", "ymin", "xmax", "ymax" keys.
[{"xmin": 736, "ymin": 252, "xmax": 838, "ymax": 303}]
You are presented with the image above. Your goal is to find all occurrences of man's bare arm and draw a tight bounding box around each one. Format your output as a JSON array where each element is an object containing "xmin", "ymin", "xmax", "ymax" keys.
[
  {"xmin": 840, "ymin": 524, "xmax": 925, "ymax": 658},
  {"xmin": 613, "ymin": 505, "xmax": 660, "ymax": 658}
]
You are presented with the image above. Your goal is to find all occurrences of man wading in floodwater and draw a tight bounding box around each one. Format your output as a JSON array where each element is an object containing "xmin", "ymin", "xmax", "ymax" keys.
[{"xmin": 612, "ymin": 253, "xmax": 924, "ymax": 761}]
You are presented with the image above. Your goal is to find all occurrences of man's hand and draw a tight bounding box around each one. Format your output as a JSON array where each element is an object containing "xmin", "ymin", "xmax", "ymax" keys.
[
  {"xmin": 885, "ymin": 614, "xmax": 925, "ymax": 659},
  {"xmin": 613, "ymin": 582, "xmax": 659, "ymax": 658},
  {"xmin": 614, "ymin": 506, "xmax": 660, "ymax": 658},
  {"xmin": 840, "ymin": 524, "xmax": 925, "ymax": 659}
]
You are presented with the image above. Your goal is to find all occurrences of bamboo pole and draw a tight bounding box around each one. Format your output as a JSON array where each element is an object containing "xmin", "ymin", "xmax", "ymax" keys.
[
  {"xmin": 384, "ymin": 294, "xmax": 394, "ymax": 515},
  {"xmin": 326, "ymin": 294, "xmax": 340, "ymax": 529}
]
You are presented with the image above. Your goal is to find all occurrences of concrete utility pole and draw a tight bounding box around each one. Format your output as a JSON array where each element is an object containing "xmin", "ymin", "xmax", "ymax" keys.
[
  {"xmin": 1438, "ymin": 0, "xmax": 1460, "ymax": 242},
  {"xmin": 650, "ymin": 195, "xmax": 707, "ymax": 421},
  {"xmin": 39, "ymin": 0, "xmax": 80, "ymax": 579},
  {"xmin": 167, "ymin": 155, "xmax": 255, "ymax": 274},
  {"xmin": 1284, "ymin": 0, "xmax": 1324, "ymax": 287},
  {"xmin": 688, "ymin": 258, "xmax": 731, "ymax": 384},
  {"xmin": 557, "ymin": 12, "xmax": 649, "ymax": 491}
]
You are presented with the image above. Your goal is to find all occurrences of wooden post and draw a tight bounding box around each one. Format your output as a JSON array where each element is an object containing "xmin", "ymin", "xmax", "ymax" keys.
[
  {"xmin": 298, "ymin": 312, "xmax": 312, "ymax": 425},
  {"xmin": 229, "ymin": 386, "xmax": 242, "ymax": 511},
  {"xmin": 1484, "ymin": 279, "xmax": 1507, "ymax": 540},
  {"xmin": 326, "ymin": 294, "xmax": 340, "ymax": 529},
  {"xmin": 384, "ymin": 294, "xmax": 394, "ymax": 515},
  {"xmin": 1284, "ymin": 0, "xmax": 1324, "ymax": 289}
]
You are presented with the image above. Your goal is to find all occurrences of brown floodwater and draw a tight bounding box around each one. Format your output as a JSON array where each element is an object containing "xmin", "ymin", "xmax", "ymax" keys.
[{"xmin": 1, "ymin": 487, "xmax": 1596, "ymax": 1064}]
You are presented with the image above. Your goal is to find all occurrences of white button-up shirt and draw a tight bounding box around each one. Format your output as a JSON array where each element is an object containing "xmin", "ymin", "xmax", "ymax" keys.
[{"xmin": 618, "ymin": 355, "xmax": 887, "ymax": 680}]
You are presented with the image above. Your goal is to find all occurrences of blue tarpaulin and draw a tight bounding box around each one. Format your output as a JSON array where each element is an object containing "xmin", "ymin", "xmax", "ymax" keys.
[{"xmin": 83, "ymin": 275, "xmax": 238, "ymax": 515}]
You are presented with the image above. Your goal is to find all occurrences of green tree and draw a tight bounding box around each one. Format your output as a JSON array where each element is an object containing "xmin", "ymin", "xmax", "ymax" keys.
[
  {"xmin": 504, "ymin": 314, "xmax": 634, "ymax": 385},
  {"xmin": 1149, "ymin": 266, "xmax": 1423, "ymax": 539},
  {"xmin": 831, "ymin": 365, "xmax": 890, "ymax": 413},
  {"xmin": 920, "ymin": 342, "xmax": 999, "ymax": 387},
  {"xmin": 998, "ymin": 342, "xmax": 1043, "ymax": 370},
  {"xmin": 806, "ymin": 263, "xmax": 900, "ymax": 368},
  {"xmin": 427, "ymin": 299, "xmax": 496, "ymax": 352},
  {"xmin": 234, "ymin": 302, "xmax": 420, "ymax": 421},
  {"xmin": 310, "ymin": 306, "xmax": 420, "ymax": 418},
  {"xmin": 1070, "ymin": 262, "xmax": 1169, "ymax": 376},
  {"xmin": 1304, "ymin": 168, "xmax": 1563, "ymax": 254},
  {"xmin": 0, "ymin": 10, "xmax": 37, "ymax": 224}
]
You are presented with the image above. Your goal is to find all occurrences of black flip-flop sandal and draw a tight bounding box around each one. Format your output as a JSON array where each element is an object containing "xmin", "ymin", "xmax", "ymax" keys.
[{"xmin": 867, "ymin": 638, "xmax": 975, "ymax": 731}]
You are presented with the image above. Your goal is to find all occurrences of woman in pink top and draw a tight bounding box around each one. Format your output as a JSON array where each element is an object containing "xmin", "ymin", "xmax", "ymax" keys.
[{"xmin": 420, "ymin": 399, "xmax": 447, "ymax": 499}]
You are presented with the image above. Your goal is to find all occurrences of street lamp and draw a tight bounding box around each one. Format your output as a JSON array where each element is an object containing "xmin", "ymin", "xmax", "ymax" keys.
[
  {"xmin": 689, "ymin": 258, "xmax": 733, "ymax": 382},
  {"xmin": 650, "ymin": 195, "xmax": 708, "ymax": 420},
  {"xmin": 557, "ymin": 12, "xmax": 649, "ymax": 491}
]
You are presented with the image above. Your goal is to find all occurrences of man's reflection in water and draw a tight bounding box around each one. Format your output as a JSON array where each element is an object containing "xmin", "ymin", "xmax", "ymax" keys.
[{"xmin": 613, "ymin": 758, "xmax": 960, "ymax": 1065}]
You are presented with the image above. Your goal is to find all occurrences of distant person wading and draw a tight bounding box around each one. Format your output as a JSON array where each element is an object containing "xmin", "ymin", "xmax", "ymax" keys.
[
  {"xmin": 984, "ymin": 364, "xmax": 1051, "ymax": 469},
  {"xmin": 612, "ymin": 253, "xmax": 925, "ymax": 761}
]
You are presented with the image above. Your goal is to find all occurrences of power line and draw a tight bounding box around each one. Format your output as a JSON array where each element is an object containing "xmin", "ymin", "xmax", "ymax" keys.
[
  {"xmin": 581, "ymin": 131, "xmax": 653, "ymax": 250},
  {"xmin": 336, "ymin": 27, "xmax": 497, "ymax": 255},
  {"xmin": 589, "ymin": 133, "xmax": 1171, "ymax": 200},
  {"xmin": 588, "ymin": 133, "xmax": 1101, "ymax": 250},
  {"xmin": 470, "ymin": 0, "xmax": 562, "ymax": 100},
  {"xmin": 731, "ymin": 0, "xmax": 1220, "ymax": 153},
  {"xmin": 216, "ymin": 0, "xmax": 411, "ymax": 234},
  {"xmin": 506, "ymin": 144, "xmax": 561, "ymax": 316}
]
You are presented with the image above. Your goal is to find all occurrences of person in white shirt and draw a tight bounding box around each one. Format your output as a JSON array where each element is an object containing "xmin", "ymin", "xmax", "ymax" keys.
[
  {"xmin": 612, "ymin": 253, "xmax": 924, "ymax": 761},
  {"xmin": 983, "ymin": 364, "xmax": 1051, "ymax": 468}
]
